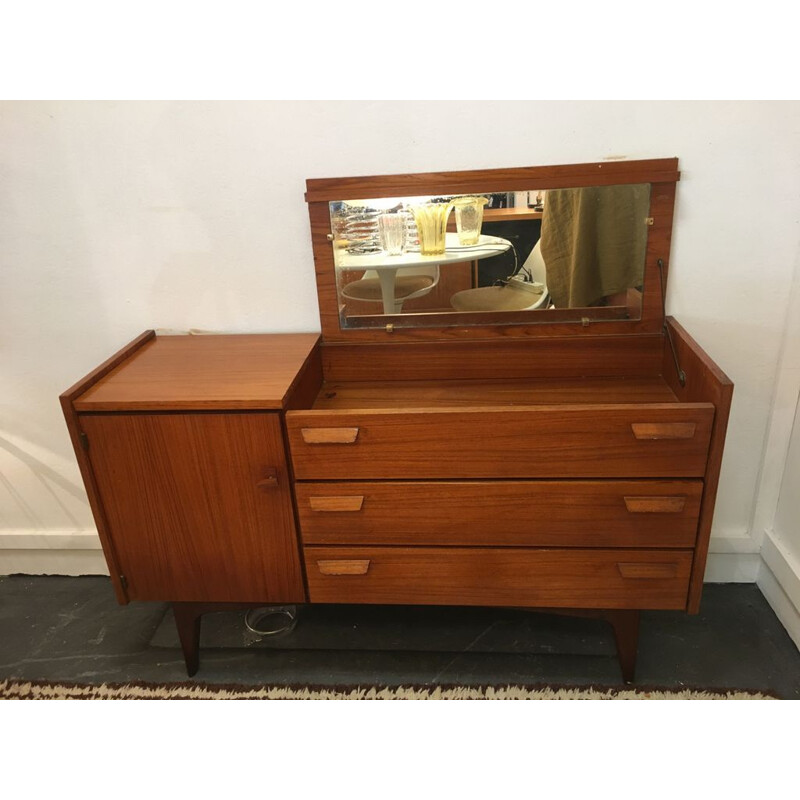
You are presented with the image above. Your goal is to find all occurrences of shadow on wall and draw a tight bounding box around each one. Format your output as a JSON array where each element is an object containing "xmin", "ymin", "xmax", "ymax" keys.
[
  {"xmin": 2, "ymin": 104, "xmax": 128, "ymax": 533},
  {"xmin": 0, "ymin": 434, "xmax": 90, "ymax": 530}
]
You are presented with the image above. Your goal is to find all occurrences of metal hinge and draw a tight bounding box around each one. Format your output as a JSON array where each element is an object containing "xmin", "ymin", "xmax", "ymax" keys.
[
  {"xmin": 645, "ymin": 217, "xmax": 654, "ymax": 226},
  {"xmin": 119, "ymin": 574, "xmax": 128, "ymax": 590},
  {"xmin": 79, "ymin": 432, "xmax": 89, "ymax": 451}
]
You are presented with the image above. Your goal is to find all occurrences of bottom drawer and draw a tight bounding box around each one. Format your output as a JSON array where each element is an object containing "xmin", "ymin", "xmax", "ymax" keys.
[{"xmin": 305, "ymin": 547, "xmax": 693, "ymax": 610}]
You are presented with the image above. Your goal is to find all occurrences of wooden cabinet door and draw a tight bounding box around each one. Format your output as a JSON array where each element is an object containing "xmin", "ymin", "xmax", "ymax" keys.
[{"xmin": 81, "ymin": 412, "xmax": 305, "ymax": 603}]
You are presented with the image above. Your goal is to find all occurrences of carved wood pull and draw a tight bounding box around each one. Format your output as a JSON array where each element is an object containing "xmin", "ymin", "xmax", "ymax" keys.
[
  {"xmin": 624, "ymin": 496, "xmax": 686, "ymax": 513},
  {"xmin": 309, "ymin": 496, "xmax": 365, "ymax": 512},
  {"xmin": 316, "ymin": 559, "xmax": 371, "ymax": 576},
  {"xmin": 301, "ymin": 427, "xmax": 360, "ymax": 444},
  {"xmin": 617, "ymin": 562, "xmax": 679, "ymax": 579},
  {"xmin": 631, "ymin": 422, "xmax": 696, "ymax": 440},
  {"xmin": 255, "ymin": 468, "xmax": 279, "ymax": 490}
]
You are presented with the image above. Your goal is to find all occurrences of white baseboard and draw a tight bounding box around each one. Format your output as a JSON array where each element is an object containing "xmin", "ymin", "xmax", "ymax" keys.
[
  {"xmin": 0, "ymin": 529, "xmax": 764, "ymax": 583},
  {"xmin": 0, "ymin": 530, "xmax": 109, "ymax": 577},
  {"xmin": 0, "ymin": 549, "xmax": 110, "ymax": 576},
  {"xmin": 704, "ymin": 552, "xmax": 762, "ymax": 583},
  {"xmin": 757, "ymin": 531, "xmax": 800, "ymax": 651},
  {"xmin": 704, "ymin": 531, "xmax": 762, "ymax": 583}
]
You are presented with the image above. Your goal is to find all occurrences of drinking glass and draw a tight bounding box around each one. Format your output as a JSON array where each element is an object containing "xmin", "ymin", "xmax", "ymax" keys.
[
  {"xmin": 452, "ymin": 196, "xmax": 489, "ymax": 245},
  {"xmin": 378, "ymin": 213, "xmax": 407, "ymax": 255}
]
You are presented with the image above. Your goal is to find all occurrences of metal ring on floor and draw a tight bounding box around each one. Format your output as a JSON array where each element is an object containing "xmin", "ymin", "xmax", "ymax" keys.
[{"xmin": 244, "ymin": 605, "xmax": 298, "ymax": 637}]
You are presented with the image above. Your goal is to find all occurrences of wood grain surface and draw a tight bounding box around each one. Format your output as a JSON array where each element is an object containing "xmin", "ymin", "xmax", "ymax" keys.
[
  {"xmin": 305, "ymin": 546, "xmax": 692, "ymax": 609},
  {"xmin": 312, "ymin": 375, "xmax": 678, "ymax": 409},
  {"xmin": 80, "ymin": 412, "xmax": 305, "ymax": 603},
  {"xmin": 305, "ymin": 158, "xmax": 680, "ymax": 202},
  {"xmin": 295, "ymin": 480, "xmax": 702, "ymax": 548},
  {"xmin": 662, "ymin": 317, "xmax": 734, "ymax": 612},
  {"xmin": 287, "ymin": 404, "xmax": 714, "ymax": 479},
  {"xmin": 320, "ymin": 335, "xmax": 665, "ymax": 382},
  {"xmin": 75, "ymin": 333, "xmax": 320, "ymax": 411},
  {"xmin": 60, "ymin": 330, "xmax": 156, "ymax": 602}
]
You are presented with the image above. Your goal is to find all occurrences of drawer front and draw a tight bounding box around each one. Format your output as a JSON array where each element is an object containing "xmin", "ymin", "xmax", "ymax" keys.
[
  {"xmin": 305, "ymin": 547, "xmax": 693, "ymax": 610},
  {"xmin": 296, "ymin": 480, "xmax": 703, "ymax": 548},
  {"xmin": 286, "ymin": 404, "xmax": 714, "ymax": 479}
]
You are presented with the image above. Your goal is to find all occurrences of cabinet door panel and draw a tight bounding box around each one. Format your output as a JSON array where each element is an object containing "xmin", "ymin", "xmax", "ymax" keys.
[{"xmin": 81, "ymin": 413, "xmax": 305, "ymax": 603}]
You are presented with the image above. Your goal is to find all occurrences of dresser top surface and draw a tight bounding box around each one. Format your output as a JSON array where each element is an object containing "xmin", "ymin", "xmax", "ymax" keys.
[{"xmin": 74, "ymin": 333, "xmax": 320, "ymax": 411}]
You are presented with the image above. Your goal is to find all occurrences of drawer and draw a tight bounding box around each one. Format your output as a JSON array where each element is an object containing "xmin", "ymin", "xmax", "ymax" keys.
[
  {"xmin": 286, "ymin": 404, "xmax": 714, "ymax": 479},
  {"xmin": 305, "ymin": 547, "xmax": 693, "ymax": 610},
  {"xmin": 296, "ymin": 480, "xmax": 703, "ymax": 548}
]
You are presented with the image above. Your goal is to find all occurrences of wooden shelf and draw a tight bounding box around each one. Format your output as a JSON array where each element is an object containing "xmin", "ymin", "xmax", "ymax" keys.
[{"xmin": 484, "ymin": 207, "xmax": 543, "ymax": 221}]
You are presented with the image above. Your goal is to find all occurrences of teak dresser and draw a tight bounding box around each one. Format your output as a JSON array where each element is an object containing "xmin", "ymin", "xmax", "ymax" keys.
[{"xmin": 62, "ymin": 159, "xmax": 732, "ymax": 681}]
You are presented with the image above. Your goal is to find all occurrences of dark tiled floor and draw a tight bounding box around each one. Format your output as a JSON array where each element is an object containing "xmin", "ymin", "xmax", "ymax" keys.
[{"xmin": 0, "ymin": 576, "xmax": 798, "ymax": 697}]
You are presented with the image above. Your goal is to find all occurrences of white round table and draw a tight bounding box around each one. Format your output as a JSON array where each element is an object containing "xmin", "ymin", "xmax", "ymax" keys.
[{"xmin": 334, "ymin": 234, "xmax": 512, "ymax": 314}]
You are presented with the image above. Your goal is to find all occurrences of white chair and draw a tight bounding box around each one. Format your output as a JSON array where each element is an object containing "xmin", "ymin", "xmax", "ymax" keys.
[
  {"xmin": 341, "ymin": 264, "xmax": 440, "ymax": 314},
  {"xmin": 450, "ymin": 240, "xmax": 549, "ymax": 312}
]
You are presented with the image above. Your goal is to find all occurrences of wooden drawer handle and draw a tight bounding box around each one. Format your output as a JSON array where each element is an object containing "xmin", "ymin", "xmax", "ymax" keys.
[
  {"xmin": 624, "ymin": 496, "xmax": 686, "ymax": 513},
  {"xmin": 309, "ymin": 496, "xmax": 365, "ymax": 512},
  {"xmin": 301, "ymin": 427, "xmax": 360, "ymax": 444},
  {"xmin": 317, "ymin": 559, "xmax": 371, "ymax": 576},
  {"xmin": 631, "ymin": 422, "xmax": 696, "ymax": 440},
  {"xmin": 255, "ymin": 468, "xmax": 279, "ymax": 490},
  {"xmin": 617, "ymin": 562, "xmax": 679, "ymax": 579}
]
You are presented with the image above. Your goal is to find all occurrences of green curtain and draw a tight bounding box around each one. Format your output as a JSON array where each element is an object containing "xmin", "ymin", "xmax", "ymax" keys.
[{"xmin": 540, "ymin": 184, "xmax": 651, "ymax": 308}]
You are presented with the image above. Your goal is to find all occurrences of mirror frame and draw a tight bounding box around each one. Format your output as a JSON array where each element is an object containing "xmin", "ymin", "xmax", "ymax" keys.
[{"xmin": 304, "ymin": 158, "xmax": 679, "ymax": 343}]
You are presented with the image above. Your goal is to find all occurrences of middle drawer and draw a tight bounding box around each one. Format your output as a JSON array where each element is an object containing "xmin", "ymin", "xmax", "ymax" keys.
[{"xmin": 295, "ymin": 480, "xmax": 702, "ymax": 548}]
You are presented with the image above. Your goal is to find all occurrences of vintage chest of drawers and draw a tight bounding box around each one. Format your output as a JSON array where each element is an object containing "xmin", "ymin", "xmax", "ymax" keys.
[{"xmin": 62, "ymin": 159, "xmax": 732, "ymax": 680}]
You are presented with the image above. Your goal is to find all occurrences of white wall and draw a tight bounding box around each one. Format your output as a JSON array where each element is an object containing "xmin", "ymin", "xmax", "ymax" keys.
[
  {"xmin": 2, "ymin": 100, "xmax": 800, "ymax": 581},
  {"xmin": 755, "ymin": 238, "xmax": 800, "ymax": 647},
  {"xmin": 775, "ymin": 406, "xmax": 800, "ymax": 556}
]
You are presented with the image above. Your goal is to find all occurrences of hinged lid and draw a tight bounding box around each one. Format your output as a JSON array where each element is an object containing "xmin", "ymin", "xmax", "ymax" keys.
[{"xmin": 304, "ymin": 158, "xmax": 680, "ymax": 344}]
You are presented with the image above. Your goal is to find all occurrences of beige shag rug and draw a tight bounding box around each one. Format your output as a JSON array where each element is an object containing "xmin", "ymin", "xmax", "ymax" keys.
[{"xmin": 0, "ymin": 679, "xmax": 777, "ymax": 700}]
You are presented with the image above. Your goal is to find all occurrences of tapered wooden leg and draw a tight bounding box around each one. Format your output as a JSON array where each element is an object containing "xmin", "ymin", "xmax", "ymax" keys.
[
  {"xmin": 516, "ymin": 607, "xmax": 643, "ymax": 683},
  {"xmin": 170, "ymin": 601, "xmax": 290, "ymax": 676},
  {"xmin": 172, "ymin": 603, "xmax": 203, "ymax": 677},
  {"xmin": 605, "ymin": 610, "xmax": 640, "ymax": 683}
]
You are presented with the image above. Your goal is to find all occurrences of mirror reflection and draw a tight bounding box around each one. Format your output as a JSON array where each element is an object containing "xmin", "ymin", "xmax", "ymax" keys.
[{"xmin": 330, "ymin": 183, "xmax": 651, "ymax": 329}]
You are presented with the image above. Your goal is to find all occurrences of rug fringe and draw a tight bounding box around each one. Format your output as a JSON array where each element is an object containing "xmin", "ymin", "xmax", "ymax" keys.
[{"xmin": 0, "ymin": 678, "xmax": 778, "ymax": 700}]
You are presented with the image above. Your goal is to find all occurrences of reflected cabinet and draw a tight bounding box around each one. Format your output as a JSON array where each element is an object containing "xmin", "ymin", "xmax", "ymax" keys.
[{"xmin": 61, "ymin": 158, "xmax": 732, "ymax": 681}]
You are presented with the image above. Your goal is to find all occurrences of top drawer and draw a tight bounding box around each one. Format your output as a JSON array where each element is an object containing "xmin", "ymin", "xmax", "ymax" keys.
[{"xmin": 286, "ymin": 404, "xmax": 714, "ymax": 480}]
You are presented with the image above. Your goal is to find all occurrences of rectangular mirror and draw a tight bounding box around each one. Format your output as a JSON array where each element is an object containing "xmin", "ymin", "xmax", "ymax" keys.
[
  {"xmin": 304, "ymin": 159, "xmax": 679, "ymax": 342},
  {"xmin": 329, "ymin": 183, "xmax": 651, "ymax": 330}
]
